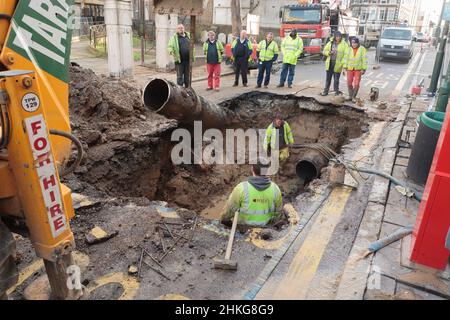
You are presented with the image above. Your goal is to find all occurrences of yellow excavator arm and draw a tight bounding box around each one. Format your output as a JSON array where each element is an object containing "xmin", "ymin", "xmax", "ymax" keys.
[{"xmin": 0, "ymin": 0, "xmax": 81, "ymax": 300}]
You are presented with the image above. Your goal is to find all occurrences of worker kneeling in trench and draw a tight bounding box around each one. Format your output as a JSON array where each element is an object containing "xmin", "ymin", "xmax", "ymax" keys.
[
  {"xmin": 264, "ymin": 113, "xmax": 295, "ymax": 173},
  {"xmin": 220, "ymin": 161, "xmax": 284, "ymax": 229}
]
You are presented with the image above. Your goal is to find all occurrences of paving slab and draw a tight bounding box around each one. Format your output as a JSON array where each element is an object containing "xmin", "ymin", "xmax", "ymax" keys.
[
  {"xmin": 368, "ymin": 148, "xmax": 397, "ymax": 204},
  {"xmin": 335, "ymin": 202, "xmax": 385, "ymax": 300},
  {"xmin": 383, "ymin": 202, "xmax": 417, "ymax": 228},
  {"xmin": 395, "ymin": 283, "xmax": 446, "ymax": 300},
  {"xmin": 364, "ymin": 275, "xmax": 397, "ymax": 300},
  {"xmin": 395, "ymin": 157, "xmax": 409, "ymax": 167},
  {"xmin": 397, "ymin": 147, "xmax": 412, "ymax": 158}
]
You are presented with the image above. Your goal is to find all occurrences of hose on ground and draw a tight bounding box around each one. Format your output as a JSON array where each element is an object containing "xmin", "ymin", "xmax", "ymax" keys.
[
  {"xmin": 362, "ymin": 225, "xmax": 414, "ymax": 258},
  {"xmin": 344, "ymin": 163, "xmax": 423, "ymax": 202},
  {"xmin": 49, "ymin": 129, "xmax": 84, "ymax": 177}
]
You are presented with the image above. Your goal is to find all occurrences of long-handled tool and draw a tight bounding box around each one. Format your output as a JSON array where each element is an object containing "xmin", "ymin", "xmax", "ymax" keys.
[{"xmin": 213, "ymin": 211, "xmax": 239, "ymax": 271}]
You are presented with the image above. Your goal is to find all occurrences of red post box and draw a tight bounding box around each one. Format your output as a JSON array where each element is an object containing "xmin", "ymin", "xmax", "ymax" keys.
[{"xmin": 411, "ymin": 106, "xmax": 450, "ymax": 269}]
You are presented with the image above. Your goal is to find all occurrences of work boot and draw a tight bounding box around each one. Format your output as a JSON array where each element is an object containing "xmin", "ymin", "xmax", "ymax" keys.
[
  {"xmin": 277, "ymin": 84, "xmax": 284, "ymax": 88},
  {"xmin": 352, "ymin": 88, "xmax": 359, "ymax": 103},
  {"xmin": 206, "ymin": 87, "xmax": 213, "ymax": 91},
  {"xmin": 233, "ymin": 83, "xmax": 238, "ymax": 87},
  {"xmin": 288, "ymin": 84, "xmax": 292, "ymax": 88},
  {"xmin": 346, "ymin": 86, "xmax": 354, "ymax": 101},
  {"xmin": 255, "ymin": 85, "xmax": 261, "ymax": 89},
  {"xmin": 243, "ymin": 83, "xmax": 248, "ymax": 87},
  {"xmin": 320, "ymin": 90, "xmax": 329, "ymax": 96},
  {"xmin": 264, "ymin": 85, "xmax": 269, "ymax": 89}
]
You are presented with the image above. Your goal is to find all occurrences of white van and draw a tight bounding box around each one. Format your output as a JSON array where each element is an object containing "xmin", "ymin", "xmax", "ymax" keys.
[{"xmin": 378, "ymin": 27, "xmax": 414, "ymax": 62}]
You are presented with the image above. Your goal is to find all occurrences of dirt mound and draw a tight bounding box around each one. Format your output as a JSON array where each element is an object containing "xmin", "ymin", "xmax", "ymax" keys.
[{"xmin": 65, "ymin": 66, "xmax": 178, "ymax": 198}]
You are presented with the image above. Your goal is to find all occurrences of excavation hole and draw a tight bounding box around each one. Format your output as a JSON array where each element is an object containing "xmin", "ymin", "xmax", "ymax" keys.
[{"xmin": 70, "ymin": 91, "xmax": 369, "ymax": 219}]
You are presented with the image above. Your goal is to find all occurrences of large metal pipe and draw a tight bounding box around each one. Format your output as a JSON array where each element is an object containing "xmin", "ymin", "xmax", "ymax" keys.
[
  {"xmin": 295, "ymin": 129, "xmax": 347, "ymax": 182},
  {"xmin": 143, "ymin": 78, "xmax": 235, "ymax": 128},
  {"xmin": 296, "ymin": 149, "xmax": 329, "ymax": 182}
]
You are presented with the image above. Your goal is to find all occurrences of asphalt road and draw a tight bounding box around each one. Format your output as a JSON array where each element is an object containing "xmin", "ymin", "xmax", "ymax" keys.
[{"xmin": 196, "ymin": 44, "xmax": 436, "ymax": 103}]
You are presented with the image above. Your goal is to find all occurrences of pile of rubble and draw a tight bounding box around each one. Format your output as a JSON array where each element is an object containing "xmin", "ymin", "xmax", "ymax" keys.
[{"xmin": 65, "ymin": 65, "xmax": 178, "ymax": 198}]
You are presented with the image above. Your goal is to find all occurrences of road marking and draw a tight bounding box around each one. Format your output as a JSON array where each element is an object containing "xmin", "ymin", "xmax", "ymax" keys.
[
  {"xmin": 7, "ymin": 259, "xmax": 44, "ymax": 296},
  {"xmin": 248, "ymin": 205, "xmax": 300, "ymax": 250},
  {"xmin": 86, "ymin": 272, "xmax": 140, "ymax": 300},
  {"xmin": 410, "ymin": 50, "xmax": 428, "ymax": 89},
  {"xmin": 389, "ymin": 51, "xmax": 423, "ymax": 100},
  {"xmin": 261, "ymin": 185, "xmax": 352, "ymax": 299},
  {"xmin": 254, "ymin": 122, "xmax": 385, "ymax": 299}
]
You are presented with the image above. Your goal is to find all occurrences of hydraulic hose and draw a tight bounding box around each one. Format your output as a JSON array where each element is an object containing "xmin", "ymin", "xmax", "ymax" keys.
[{"xmin": 49, "ymin": 129, "xmax": 84, "ymax": 177}]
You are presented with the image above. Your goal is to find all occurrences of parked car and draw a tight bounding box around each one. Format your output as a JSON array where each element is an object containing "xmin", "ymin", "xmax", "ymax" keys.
[
  {"xmin": 378, "ymin": 27, "xmax": 414, "ymax": 62},
  {"xmin": 414, "ymin": 32, "xmax": 428, "ymax": 43}
]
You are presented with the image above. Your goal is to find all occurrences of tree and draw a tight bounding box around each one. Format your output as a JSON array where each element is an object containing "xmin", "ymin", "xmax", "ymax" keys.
[{"xmin": 231, "ymin": 0, "xmax": 242, "ymax": 36}]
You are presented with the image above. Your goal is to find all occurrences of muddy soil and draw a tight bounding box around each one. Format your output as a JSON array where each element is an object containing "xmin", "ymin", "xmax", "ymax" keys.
[
  {"xmin": 65, "ymin": 65, "xmax": 178, "ymax": 198},
  {"xmin": 66, "ymin": 70, "xmax": 369, "ymax": 216}
]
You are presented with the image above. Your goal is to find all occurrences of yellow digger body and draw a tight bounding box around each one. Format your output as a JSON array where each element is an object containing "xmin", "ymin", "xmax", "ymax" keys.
[{"xmin": 0, "ymin": 0, "xmax": 79, "ymax": 299}]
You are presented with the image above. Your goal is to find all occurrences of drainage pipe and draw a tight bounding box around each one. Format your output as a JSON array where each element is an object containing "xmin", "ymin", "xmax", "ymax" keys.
[{"xmin": 142, "ymin": 78, "xmax": 235, "ymax": 128}]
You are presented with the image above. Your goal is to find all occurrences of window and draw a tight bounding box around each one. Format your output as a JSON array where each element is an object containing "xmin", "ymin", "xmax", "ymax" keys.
[
  {"xmin": 387, "ymin": 8, "xmax": 396, "ymax": 21},
  {"xmin": 379, "ymin": 8, "xmax": 386, "ymax": 20},
  {"xmin": 369, "ymin": 8, "xmax": 377, "ymax": 21},
  {"xmin": 282, "ymin": 8, "xmax": 322, "ymax": 24},
  {"xmin": 381, "ymin": 28, "xmax": 412, "ymax": 40}
]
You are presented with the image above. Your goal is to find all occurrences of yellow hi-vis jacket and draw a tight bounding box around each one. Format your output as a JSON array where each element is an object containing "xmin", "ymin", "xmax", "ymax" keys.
[
  {"xmin": 264, "ymin": 121, "xmax": 295, "ymax": 150},
  {"xmin": 281, "ymin": 36, "xmax": 303, "ymax": 65},
  {"xmin": 343, "ymin": 46, "xmax": 368, "ymax": 71},
  {"xmin": 257, "ymin": 40, "xmax": 280, "ymax": 62},
  {"xmin": 221, "ymin": 180, "xmax": 283, "ymax": 227},
  {"xmin": 168, "ymin": 32, "xmax": 195, "ymax": 64},
  {"xmin": 323, "ymin": 38, "xmax": 349, "ymax": 73},
  {"xmin": 203, "ymin": 40, "xmax": 224, "ymax": 63}
]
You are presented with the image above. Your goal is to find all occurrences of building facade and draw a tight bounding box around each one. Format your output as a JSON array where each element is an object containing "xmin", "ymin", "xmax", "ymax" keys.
[
  {"xmin": 349, "ymin": 0, "xmax": 423, "ymax": 32},
  {"xmin": 349, "ymin": 0, "xmax": 401, "ymax": 33},
  {"xmin": 398, "ymin": 0, "xmax": 421, "ymax": 30},
  {"xmin": 75, "ymin": 0, "xmax": 105, "ymax": 24}
]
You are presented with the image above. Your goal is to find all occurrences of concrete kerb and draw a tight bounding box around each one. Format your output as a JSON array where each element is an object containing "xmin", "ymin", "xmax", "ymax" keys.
[{"xmin": 335, "ymin": 100, "xmax": 414, "ymax": 300}]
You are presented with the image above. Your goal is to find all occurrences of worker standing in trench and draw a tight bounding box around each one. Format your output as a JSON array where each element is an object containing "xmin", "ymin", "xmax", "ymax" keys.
[
  {"xmin": 168, "ymin": 24, "xmax": 193, "ymax": 88},
  {"xmin": 263, "ymin": 114, "xmax": 295, "ymax": 171},
  {"xmin": 343, "ymin": 37, "xmax": 368, "ymax": 103},
  {"xmin": 320, "ymin": 31, "xmax": 349, "ymax": 96},
  {"xmin": 255, "ymin": 32, "xmax": 279, "ymax": 89},
  {"xmin": 220, "ymin": 162, "xmax": 283, "ymax": 228}
]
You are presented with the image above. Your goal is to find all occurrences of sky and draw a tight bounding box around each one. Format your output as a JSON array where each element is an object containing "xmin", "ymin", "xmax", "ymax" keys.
[{"xmin": 422, "ymin": 0, "xmax": 445, "ymax": 23}]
